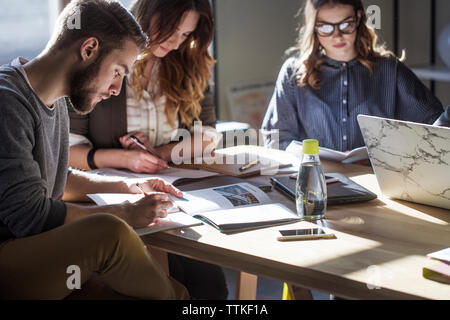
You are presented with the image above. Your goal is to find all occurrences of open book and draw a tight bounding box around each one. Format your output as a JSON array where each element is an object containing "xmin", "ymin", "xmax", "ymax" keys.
[
  {"xmin": 88, "ymin": 182, "xmax": 300, "ymax": 234},
  {"xmin": 286, "ymin": 140, "xmax": 368, "ymax": 164},
  {"xmin": 169, "ymin": 182, "xmax": 300, "ymax": 233}
]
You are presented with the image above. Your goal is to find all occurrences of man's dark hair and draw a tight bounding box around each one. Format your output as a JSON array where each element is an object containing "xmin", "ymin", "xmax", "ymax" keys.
[{"xmin": 49, "ymin": 0, "xmax": 148, "ymax": 52}]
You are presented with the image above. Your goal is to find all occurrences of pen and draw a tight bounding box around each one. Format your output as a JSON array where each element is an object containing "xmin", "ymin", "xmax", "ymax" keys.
[
  {"xmin": 135, "ymin": 183, "xmax": 146, "ymax": 194},
  {"xmin": 137, "ymin": 183, "xmax": 188, "ymax": 202},
  {"xmin": 239, "ymin": 159, "xmax": 259, "ymax": 172},
  {"xmin": 129, "ymin": 135, "xmax": 157, "ymax": 157},
  {"xmin": 289, "ymin": 174, "xmax": 340, "ymax": 184}
]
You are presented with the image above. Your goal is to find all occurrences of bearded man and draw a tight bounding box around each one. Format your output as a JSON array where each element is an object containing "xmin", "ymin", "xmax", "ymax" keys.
[{"xmin": 0, "ymin": 0, "xmax": 188, "ymax": 300}]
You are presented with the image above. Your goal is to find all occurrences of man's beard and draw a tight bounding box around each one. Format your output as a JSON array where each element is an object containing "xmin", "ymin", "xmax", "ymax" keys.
[{"xmin": 69, "ymin": 54, "xmax": 104, "ymax": 115}]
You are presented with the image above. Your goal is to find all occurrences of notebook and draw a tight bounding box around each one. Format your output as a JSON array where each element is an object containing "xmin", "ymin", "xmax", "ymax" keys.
[
  {"xmin": 270, "ymin": 173, "xmax": 377, "ymax": 205},
  {"xmin": 357, "ymin": 115, "xmax": 450, "ymax": 210}
]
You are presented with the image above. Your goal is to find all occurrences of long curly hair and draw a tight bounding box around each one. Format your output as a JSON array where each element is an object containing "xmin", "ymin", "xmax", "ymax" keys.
[
  {"xmin": 129, "ymin": 0, "xmax": 215, "ymax": 128},
  {"xmin": 290, "ymin": 0, "xmax": 397, "ymax": 90}
]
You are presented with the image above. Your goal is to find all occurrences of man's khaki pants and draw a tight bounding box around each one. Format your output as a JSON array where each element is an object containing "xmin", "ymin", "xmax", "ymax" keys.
[{"xmin": 0, "ymin": 213, "xmax": 189, "ymax": 300}]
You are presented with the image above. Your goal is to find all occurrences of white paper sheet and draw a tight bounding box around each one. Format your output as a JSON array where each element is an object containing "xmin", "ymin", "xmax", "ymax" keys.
[
  {"xmin": 87, "ymin": 193, "xmax": 202, "ymax": 235},
  {"xmin": 286, "ymin": 140, "xmax": 368, "ymax": 164},
  {"xmin": 89, "ymin": 167, "xmax": 220, "ymax": 184}
]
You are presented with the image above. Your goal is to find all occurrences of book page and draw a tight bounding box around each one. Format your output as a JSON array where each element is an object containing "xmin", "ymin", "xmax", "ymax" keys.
[
  {"xmin": 87, "ymin": 193, "xmax": 144, "ymax": 206},
  {"xmin": 134, "ymin": 212, "xmax": 202, "ymax": 236},
  {"xmin": 89, "ymin": 167, "xmax": 220, "ymax": 185},
  {"xmin": 427, "ymin": 248, "xmax": 450, "ymax": 264},
  {"xmin": 86, "ymin": 193, "xmax": 200, "ymax": 234},
  {"xmin": 87, "ymin": 193, "xmax": 179, "ymax": 213},
  {"xmin": 170, "ymin": 183, "xmax": 272, "ymax": 215}
]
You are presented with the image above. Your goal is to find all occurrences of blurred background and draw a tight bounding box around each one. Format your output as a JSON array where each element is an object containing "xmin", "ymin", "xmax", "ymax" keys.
[{"xmin": 1, "ymin": 0, "xmax": 449, "ymax": 129}]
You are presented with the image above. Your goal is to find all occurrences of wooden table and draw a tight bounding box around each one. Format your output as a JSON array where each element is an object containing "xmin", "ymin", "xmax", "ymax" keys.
[{"xmin": 141, "ymin": 150, "xmax": 450, "ymax": 300}]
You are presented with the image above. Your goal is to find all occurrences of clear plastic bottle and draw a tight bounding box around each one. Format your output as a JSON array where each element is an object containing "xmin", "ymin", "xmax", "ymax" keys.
[{"xmin": 295, "ymin": 139, "xmax": 327, "ymax": 220}]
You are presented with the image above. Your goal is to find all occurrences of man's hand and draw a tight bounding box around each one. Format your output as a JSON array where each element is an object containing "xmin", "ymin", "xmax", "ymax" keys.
[
  {"xmin": 120, "ymin": 192, "xmax": 173, "ymax": 228},
  {"xmin": 129, "ymin": 178, "xmax": 183, "ymax": 198}
]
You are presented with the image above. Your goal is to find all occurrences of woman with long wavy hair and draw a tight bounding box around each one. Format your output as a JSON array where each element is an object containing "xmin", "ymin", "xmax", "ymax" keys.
[
  {"xmin": 68, "ymin": 0, "xmax": 219, "ymax": 173},
  {"xmin": 68, "ymin": 0, "xmax": 228, "ymax": 300},
  {"xmin": 262, "ymin": 0, "xmax": 443, "ymax": 152}
]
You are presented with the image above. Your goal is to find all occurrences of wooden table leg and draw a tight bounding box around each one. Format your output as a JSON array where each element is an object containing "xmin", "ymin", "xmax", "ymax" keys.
[
  {"xmin": 287, "ymin": 283, "xmax": 313, "ymax": 300},
  {"xmin": 148, "ymin": 246, "xmax": 169, "ymax": 275},
  {"xmin": 236, "ymin": 272, "xmax": 258, "ymax": 300}
]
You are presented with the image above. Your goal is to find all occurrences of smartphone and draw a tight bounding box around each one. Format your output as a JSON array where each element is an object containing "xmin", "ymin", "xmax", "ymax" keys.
[{"xmin": 277, "ymin": 228, "xmax": 336, "ymax": 241}]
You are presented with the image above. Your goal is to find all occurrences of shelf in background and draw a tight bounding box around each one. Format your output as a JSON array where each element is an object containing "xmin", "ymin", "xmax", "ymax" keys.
[{"xmin": 411, "ymin": 65, "xmax": 450, "ymax": 82}]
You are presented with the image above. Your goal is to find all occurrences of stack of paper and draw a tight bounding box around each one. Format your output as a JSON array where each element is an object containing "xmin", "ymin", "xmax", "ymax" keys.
[{"xmin": 423, "ymin": 248, "xmax": 450, "ymax": 284}]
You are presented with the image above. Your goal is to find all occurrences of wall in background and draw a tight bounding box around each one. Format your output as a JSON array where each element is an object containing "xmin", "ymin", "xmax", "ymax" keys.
[
  {"xmin": 434, "ymin": 0, "xmax": 450, "ymax": 107},
  {"xmin": 0, "ymin": 0, "xmax": 448, "ymax": 116},
  {"xmin": 215, "ymin": 0, "xmax": 302, "ymax": 122},
  {"xmin": 215, "ymin": 0, "xmax": 450, "ymax": 124}
]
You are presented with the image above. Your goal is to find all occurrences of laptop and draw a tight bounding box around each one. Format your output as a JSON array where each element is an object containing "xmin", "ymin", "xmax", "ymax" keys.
[
  {"xmin": 357, "ymin": 115, "xmax": 450, "ymax": 210},
  {"xmin": 271, "ymin": 173, "xmax": 377, "ymax": 205}
]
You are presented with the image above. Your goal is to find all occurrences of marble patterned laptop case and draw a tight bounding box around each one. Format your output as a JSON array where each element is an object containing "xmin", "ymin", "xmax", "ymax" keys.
[{"xmin": 357, "ymin": 115, "xmax": 450, "ymax": 210}]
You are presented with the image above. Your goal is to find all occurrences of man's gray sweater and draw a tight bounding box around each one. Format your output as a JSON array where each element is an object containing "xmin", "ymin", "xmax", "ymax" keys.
[{"xmin": 0, "ymin": 58, "xmax": 68, "ymax": 239}]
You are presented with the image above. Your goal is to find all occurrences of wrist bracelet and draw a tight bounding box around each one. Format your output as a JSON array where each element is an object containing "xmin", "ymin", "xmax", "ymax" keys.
[{"xmin": 87, "ymin": 148, "xmax": 98, "ymax": 170}]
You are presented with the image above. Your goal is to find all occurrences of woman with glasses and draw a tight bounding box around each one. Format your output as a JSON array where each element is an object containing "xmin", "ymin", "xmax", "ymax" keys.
[{"xmin": 262, "ymin": 0, "xmax": 444, "ymax": 151}]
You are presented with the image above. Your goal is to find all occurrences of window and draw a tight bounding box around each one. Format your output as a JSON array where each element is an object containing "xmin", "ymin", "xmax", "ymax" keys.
[
  {"xmin": 0, "ymin": 0, "xmax": 51, "ymax": 64},
  {"xmin": 0, "ymin": 0, "xmax": 136, "ymax": 64}
]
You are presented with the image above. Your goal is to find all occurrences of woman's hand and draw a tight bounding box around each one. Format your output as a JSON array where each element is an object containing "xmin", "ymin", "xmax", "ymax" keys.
[
  {"xmin": 120, "ymin": 131, "xmax": 154, "ymax": 151},
  {"xmin": 119, "ymin": 132, "xmax": 169, "ymax": 172},
  {"xmin": 123, "ymin": 149, "xmax": 168, "ymax": 173}
]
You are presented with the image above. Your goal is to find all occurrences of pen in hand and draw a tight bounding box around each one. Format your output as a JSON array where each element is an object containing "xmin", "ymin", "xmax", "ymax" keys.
[
  {"xmin": 136, "ymin": 183, "xmax": 171, "ymax": 217},
  {"xmin": 135, "ymin": 183, "xmax": 146, "ymax": 194},
  {"xmin": 129, "ymin": 135, "xmax": 169, "ymax": 168},
  {"xmin": 129, "ymin": 135, "xmax": 157, "ymax": 157}
]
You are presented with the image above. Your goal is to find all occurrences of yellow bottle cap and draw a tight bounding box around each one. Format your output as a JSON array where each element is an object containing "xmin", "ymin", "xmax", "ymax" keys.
[{"xmin": 302, "ymin": 139, "xmax": 319, "ymax": 155}]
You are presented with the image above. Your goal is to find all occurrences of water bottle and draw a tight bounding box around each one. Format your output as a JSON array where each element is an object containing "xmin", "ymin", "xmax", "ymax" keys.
[{"xmin": 296, "ymin": 139, "xmax": 327, "ymax": 220}]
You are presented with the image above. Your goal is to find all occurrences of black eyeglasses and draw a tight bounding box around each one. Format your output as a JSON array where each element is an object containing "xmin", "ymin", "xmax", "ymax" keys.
[{"xmin": 315, "ymin": 18, "xmax": 359, "ymax": 37}]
